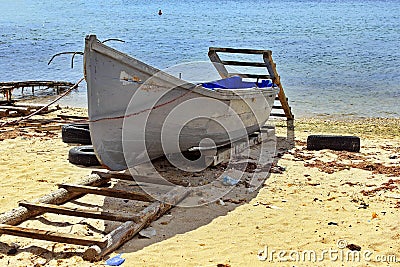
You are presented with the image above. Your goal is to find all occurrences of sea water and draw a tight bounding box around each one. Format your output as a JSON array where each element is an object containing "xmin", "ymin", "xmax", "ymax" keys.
[{"xmin": 0, "ymin": 0, "xmax": 399, "ymax": 118}]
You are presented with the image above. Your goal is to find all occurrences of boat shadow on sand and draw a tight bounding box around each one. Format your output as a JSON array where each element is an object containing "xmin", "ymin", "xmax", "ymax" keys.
[{"xmin": 0, "ymin": 123, "xmax": 294, "ymax": 264}]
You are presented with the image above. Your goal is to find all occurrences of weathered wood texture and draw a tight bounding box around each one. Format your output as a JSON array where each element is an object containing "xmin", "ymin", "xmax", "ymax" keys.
[
  {"xmin": 94, "ymin": 171, "xmax": 183, "ymax": 186},
  {"xmin": 0, "ymin": 109, "xmax": 9, "ymax": 117},
  {"xmin": 263, "ymin": 51, "xmax": 294, "ymax": 120},
  {"xmin": 0, "ymin": 223, "xmax": 107, "ymax": 247},
  {"xmin": 0, "ymin": 173, "xmax": 110, "ymax": 226},
  {"xmin": 0, "ymin": 81, "xmax": 74, "ymax": 102},
  {"xmin": 58, "ymin": 183, "xmax": 155, "ymax": 202},
  {"xmin": 0, "ymin": 81, "xmax": 74, "ymax": 90},
  {"xmin": 19, "ymin": 201, "xmax": 139, "ymax": 222},
  {"xmin": 83, "ymin": 186, "xmax": 190, "ymax": 261},
  {"xmin": 208, "ymin": 47, "xmax": 294, "ymax": 120}
]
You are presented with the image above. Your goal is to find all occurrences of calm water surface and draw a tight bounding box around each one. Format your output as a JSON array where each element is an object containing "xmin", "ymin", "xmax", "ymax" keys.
[{"xmin": 1, "ymin": 0, "xmax": 399, "ymax": 118}]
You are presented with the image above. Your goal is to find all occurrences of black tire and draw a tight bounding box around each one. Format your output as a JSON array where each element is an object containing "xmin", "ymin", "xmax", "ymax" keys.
[
  {"xmin": 307, "ymin": 135, "xmax": 360, "ymax": 152},
  {"xmin": 62, "ymin": 123, "xmax": 92, "ymax": 145},
  {"xmin": 68, "ymin": 145, "xmax": 101, "ymax": 166}
]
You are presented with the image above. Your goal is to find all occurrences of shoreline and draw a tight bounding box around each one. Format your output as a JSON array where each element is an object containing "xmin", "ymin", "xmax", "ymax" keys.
[{"xmin": 0, "ymin": 107, "xmax": 399, "ymax": 266}]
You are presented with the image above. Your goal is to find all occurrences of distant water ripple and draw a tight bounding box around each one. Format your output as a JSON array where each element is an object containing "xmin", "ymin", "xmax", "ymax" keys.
[{"xmin": 0, "ymin": 0, "xmax": 399, "ymax": 118}]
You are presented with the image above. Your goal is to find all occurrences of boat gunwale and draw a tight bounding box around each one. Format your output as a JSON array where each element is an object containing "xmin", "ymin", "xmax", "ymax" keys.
[{"xmin": 85, "ymin": 35, "xmax": 279, "ymax": 101}]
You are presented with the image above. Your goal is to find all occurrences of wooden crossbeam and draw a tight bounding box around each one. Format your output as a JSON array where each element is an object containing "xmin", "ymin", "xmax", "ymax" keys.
[
  {"xmin": 208, "ymin": 47, "xmax": 294, "ymax": 120},
  {"xmin": 220, "ymin": 60, "xmax": 266, "ymax": 67},
  {"xmin": 58, "ymin": 184, "xmax": 155, "ymax": 202},
  {"xmin": 228, "ymin": 73, "xmax": 272, "ymax": 79},
  {"xmin": 209, "ymin": 47, "xmax": 271, "ymax": 54},
  {"xmin": 19, "ymin": 202, "xmax": 139, "ymax": 222},
  {"xmin": 0, "ymin": 223, "xmax": 107, "ymax": 247},
  {"xmin": 270, "ymin": 113, "xmax": 288, "ymax": 117},
  {"xmin": 93, "ymin": 171, "xmax": 188, "ymax": 187}
]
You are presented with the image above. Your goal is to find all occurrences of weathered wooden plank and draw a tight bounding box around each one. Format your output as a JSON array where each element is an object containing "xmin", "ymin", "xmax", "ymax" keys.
[
  {"xmin": 57, "ymin": 114, "xmax": 88, "ymax": 120},
  {"xmin": 228, "ymin": 73, "xmax": 272, "ymax": 79},
  {"xmin": 0, "ymin": 81, "xmax": 74, "ymax": 88},
  {"xmin": 220, "ymin": 60, "xmax": 266, "ymax": 67},
  {"xmin": 270, "ymin": 113, "xmax": 288, "ymax": 117},
  {"xmin": 59, "ymin": 184, "xmax": 155, "ymax": 202},
  {"xmin": 19, "ymin": 202, "xmax": 139, "ymax": 222},
  {"xmin": 94, "ymin": 171, "xmax": 184, "ymax": 186},
  {"xmin": 263, "ymin": 51, "xmax": 294, "ymax": 120},
  {"xmin": 0, "ymin": 223, "xmax": 107, "ymax": 247},
  {"xmin": 272, "ymin": 105, "xmax": 283, "ymax": 109},
  {"xmin": 0, "ymin": 109, "xmax": 9, "ymax": 117},
  {"xmin": 0, "ymin": 173, "xmax": 110, "ymax": 226},
  {"xmin": 209, "ymin": 47, "xmax": 272, "ymax": 54},
  {"xmin": 208, "ymin": 50, "xmax": 229, "ymax": 78},
  {"xmin": 0, "ymin": 106, "xmax": 31, "ymax": 114},
  {"xmin": 83, "ymin": 186, "xmax": 190, "ymax": 261},
  {"xmin": 14, "ymin": 103, "xmax": 49, "ymax": 112}
]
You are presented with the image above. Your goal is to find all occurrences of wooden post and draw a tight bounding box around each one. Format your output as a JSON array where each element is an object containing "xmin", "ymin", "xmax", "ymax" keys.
[
  {"xmin": 208, "ymin": 49, "xmax": 229, "ymax": 78},
  {"xmin": 0, "ymin": 173, "xmax": 110, "ymax": 226},
  {"xmin": 263, "ymin": 51, "xmax": 294, "ymax": 120},
  {"xmin": 83, "ymin": 186, "xmax": 190, "ymax": 261}
]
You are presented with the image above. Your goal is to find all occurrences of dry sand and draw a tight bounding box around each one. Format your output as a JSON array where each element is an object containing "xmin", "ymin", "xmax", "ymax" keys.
[{"xmin": 0, "ymin": 107, "xmax": 399, "ymax": 266}]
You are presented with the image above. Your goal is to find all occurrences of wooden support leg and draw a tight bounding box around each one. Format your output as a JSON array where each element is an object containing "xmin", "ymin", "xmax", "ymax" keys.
[{"xmin": 286, "ymin": 119, "xmax": 295, "ymax": 149}]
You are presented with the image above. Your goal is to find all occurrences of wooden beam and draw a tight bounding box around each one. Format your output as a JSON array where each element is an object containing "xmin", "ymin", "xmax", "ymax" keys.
[
  {"xmin": 57, "ymin": 114, "xmax": 88, "ymax": 120},
  {"xmin": 0, "ymin": 106, "xmax": 31, "ymax": 115},
  {"xmin": 0, "ymin": 174, "xmax": 110, "ymax": 226},
  {"xmin": 93, "ymin": 171, "xmax": 187, "ymax": 187},
  {"xmin": 270, "ymin": 113, "xmax": 288, "ymax": 117},
  {"xmin": 263, "ymin": 51, "xmax": 294, "ymax": 120},
  {"xmin": 83, "ymin": 186, "xmax": 190, "ymax": 261},
  {"xmin": 209, "ymin": 47, "xmax": 271, "ymax": 54},
  {"xmin": 0, "ymin": 223, "xmax": 107, "ymax": 247},
  {"xmin": 0, "ymin": 109, "xmax": 9, "ymax": 117},
  {"xmin": 220, "ymin": 60, "xmax": 266, "ymax": 67},
  {"xmin": 19, "ymin": 202, "xmax": 139, "ymax": 222},
  {"xmin": 58, "ymin": 184, "xmax": 155, "ymax": 202},
  {"xmin": 228, "ymin": 73, "xmax": 272, "ymax": 79},
  {"xmin": 208, "ymin": 50, "xmax": 229, "ymax": 78}
]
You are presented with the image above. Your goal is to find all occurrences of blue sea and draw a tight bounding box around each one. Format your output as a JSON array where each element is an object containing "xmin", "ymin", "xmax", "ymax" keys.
[{"xmin": 1, "ymin": 0, "xmax": 399, "ymax": 118}]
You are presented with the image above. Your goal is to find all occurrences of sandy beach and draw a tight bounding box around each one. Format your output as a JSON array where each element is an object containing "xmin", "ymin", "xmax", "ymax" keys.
[{"xmin": 0, "ymin": 107, "xmax": 399, "ymax": 266}]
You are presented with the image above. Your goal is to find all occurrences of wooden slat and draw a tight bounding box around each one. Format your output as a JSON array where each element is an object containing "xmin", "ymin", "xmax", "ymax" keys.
[
  {"xmin": 220, "ymin": 60, "xmax": 266, "ymax": 67},
  {"xmin": 209, "ymin": 47, "xmax": 271, "ymax": 54},
  {"xmin": 228, "ymin": 73, "xmax": 272, "ymax": 79},
  {"xmin": 58, "ymin": 184, "xmax": 154, "ymax": 202},
  {"xmin": 270, "ymin": 113, "xmax": 288, "ymax": 117},
  {"xmin": 57, "ymin": 114, "xmax": 88, "ymax": 120},
  {"xmin": 19, "ymin": 202, "xmax": 138, "ymax": 222},
  {"xmin": 0, "ymin": 223, "xmax": 107, "ymax": 247},
  {"xmin": 94, "ymin": 171, "xmax": 188, "ymax": 187}
]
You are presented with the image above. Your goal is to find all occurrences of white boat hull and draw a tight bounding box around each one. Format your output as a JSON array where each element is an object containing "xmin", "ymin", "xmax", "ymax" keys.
[{"xmin": 84, "ymin": 35, "xmax": 278, "ymax": 170}]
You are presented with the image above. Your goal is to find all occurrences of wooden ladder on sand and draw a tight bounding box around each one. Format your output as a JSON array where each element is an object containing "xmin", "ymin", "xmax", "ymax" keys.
[
  {"xmin": 0, "ymin": 171, "xmax": 189, "ymax": 261},
  {"xmin": 208, "ymin": 47, "xmax": 294, "ymax": 122}
]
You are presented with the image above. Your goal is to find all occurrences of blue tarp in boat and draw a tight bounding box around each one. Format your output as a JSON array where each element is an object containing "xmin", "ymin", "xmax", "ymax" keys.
[{"xmin": 202, "ymin": 76, "xmax": 273, "ymax": 90}]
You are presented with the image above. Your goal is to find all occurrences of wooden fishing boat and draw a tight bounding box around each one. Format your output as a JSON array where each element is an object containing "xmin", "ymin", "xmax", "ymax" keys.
[{"xmin": 84, "ymin": 35, "xmax": 279, "ymax": 170}]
